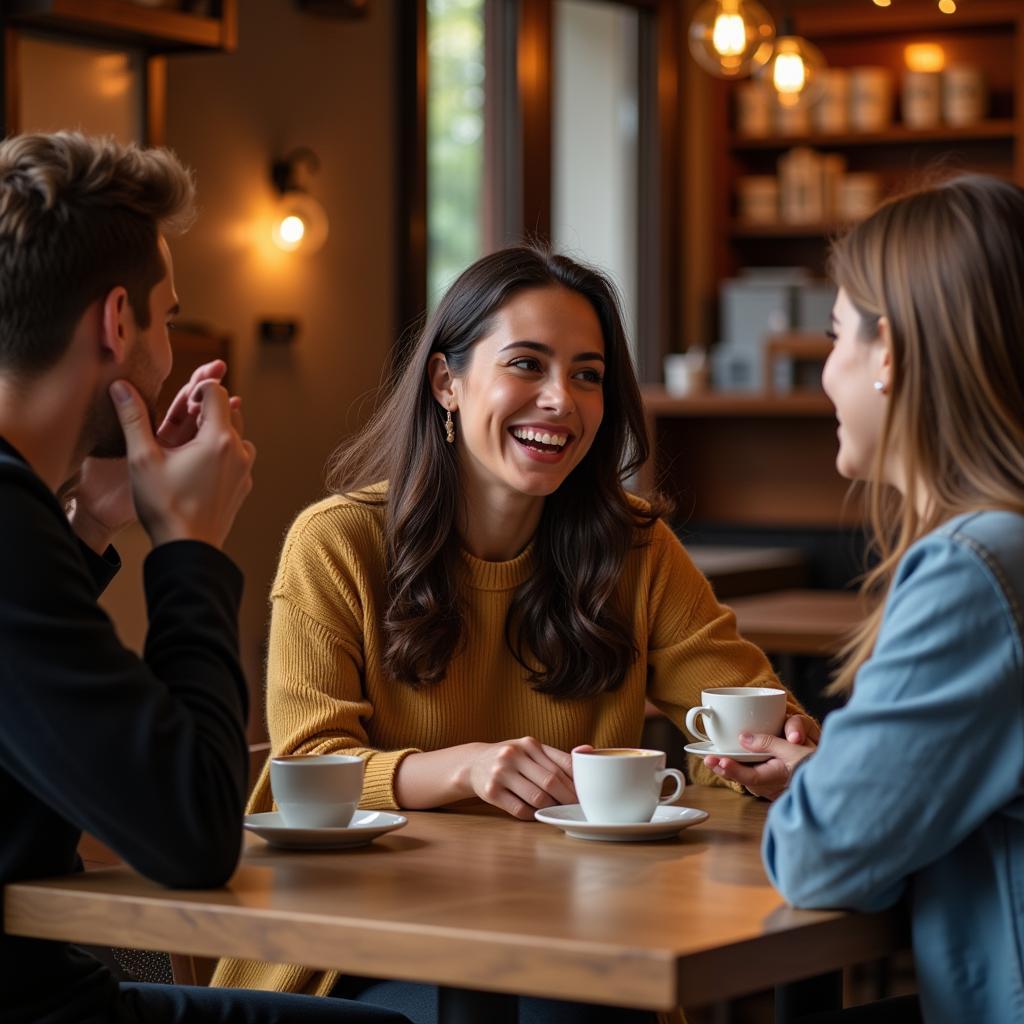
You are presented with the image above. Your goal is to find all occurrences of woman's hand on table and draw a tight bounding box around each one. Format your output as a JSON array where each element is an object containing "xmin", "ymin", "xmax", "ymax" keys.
[
  {"xmin": 467, "ymin": 737, "xmax": 577, "ymax": 820},
  {"xmin": 705, "ymin": 713, "xmax": 819, "ymax": 801}
]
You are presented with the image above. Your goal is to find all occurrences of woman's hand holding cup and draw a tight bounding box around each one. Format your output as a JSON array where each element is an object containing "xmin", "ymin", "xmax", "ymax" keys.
[{"xmin": 705, "ymin": 713, "xmax": 819, "ymax": 801}]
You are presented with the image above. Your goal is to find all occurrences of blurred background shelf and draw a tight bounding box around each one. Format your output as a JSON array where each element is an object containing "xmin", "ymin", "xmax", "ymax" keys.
[
  {"xmin": 1, "ymin": 0, "xmax": 236, "ymax": 53},
  {"xmin": 732, "ymin": 120, "xmax": 1016, "ymax": 151}
]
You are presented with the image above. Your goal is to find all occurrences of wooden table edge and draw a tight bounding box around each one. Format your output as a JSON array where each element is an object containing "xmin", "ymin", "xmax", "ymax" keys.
[{"xmin": 3, "ymin": 882, "xmax": 681, "ymax": 1010}]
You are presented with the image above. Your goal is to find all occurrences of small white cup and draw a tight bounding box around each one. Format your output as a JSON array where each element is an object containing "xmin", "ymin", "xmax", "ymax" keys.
[
  {"xmin": 684, "ymin": 687, "xmax": 786, "ymax": 753},
  {"xmin": 270, "ymin": 754, "xmax": 364, "ymax": 828},
  {"xmin": 572, "ymin": 748, "xmax": 685, "ymax": 824}
]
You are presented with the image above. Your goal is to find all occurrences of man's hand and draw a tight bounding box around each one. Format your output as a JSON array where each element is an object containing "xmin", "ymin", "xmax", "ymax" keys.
[
  {"xmin": 111, "ymin": 377, "xmax": 255, "ymax": 549},
  {"xmin": 705, "ymin": 714, "xmax": 819, "ymax": 801},
  {"xmin": 68, "ymin": 361, "xmax": 236, "ymax": 553}
]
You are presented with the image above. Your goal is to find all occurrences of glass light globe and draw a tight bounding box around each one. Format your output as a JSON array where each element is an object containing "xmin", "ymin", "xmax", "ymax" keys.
[
  {"xmin": 688, "ymin": 0, "xmax": 775, "ymax": 79},
  {"xmin": 271, "ymin": 192, "xmax": 329, "ymax": 253},
  {"xmin": 760, "ymin": 35, "xmax": 827, "ymax": 108}
]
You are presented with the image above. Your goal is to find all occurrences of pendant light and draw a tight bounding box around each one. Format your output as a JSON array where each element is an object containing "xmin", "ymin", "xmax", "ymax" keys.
[
  {"xmin": 688, "ymin": 0, "xmax": 776, "ymax": 80},
  {"xmin": 758, "ymin": 8, "xmax": 826, "ymax": 108}
]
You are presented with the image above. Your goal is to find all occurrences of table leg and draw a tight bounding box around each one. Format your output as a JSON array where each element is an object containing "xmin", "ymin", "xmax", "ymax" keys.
[{"xmin": 438, "ymin": 986, "xmax": 517, "ymax": 1024}]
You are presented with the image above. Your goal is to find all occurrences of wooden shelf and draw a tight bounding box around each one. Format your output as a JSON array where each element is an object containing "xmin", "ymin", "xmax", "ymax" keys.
[
  {"xmin": 2, "ymin": 0, "xmax": 236, "ymax": 53},
  {"xmin": 642, "ymin": 388, "xmax": 833, "ymax": 417},
  {"xmin": 731, "ymin": 222, "xmax": 847, "ymax": 238},
  {"xmin": 732, "ymin": 120, "xmax": 1016, "ymax": 152},
  {"xmin": 794, "ymin": 0, "xmax": 1022, "ymax": 37}
]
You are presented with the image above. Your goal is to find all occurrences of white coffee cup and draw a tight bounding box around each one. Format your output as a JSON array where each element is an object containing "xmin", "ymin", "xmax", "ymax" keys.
[
  {"xmin": 572, "ymin": 748, "xmax": 685, "ymax": 824},
  {"xmin": 684, "ymin": 687, "xmax": 786, "ymax": 752},
  {"xmin": 270, "ymin": 754, "xmax": 364, "ymax": 828}
]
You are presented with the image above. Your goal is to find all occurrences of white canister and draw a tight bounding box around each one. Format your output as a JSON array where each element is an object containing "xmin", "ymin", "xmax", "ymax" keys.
[
  {"xmin": 778, "ymin": 147, "xmax": 825, "ymax": 224},
  {"xmin": 902, "ymin": 70, "xmax": 941, "ymax": 129},
  {"xmin": 849, "ymin": 67, "xmax": 893, "ymax": 132},
  {"xmin": 837, "ymin": 172, "xmax": 883, "ymax": 223},
  {"xmin": 943, "ymin": 66, "xmax": 987, "ymax": 126},
  {"xmin": 775, "ymin": 93, "xmax": 811, "ymax": 136},
  {"xmin": 737, "ymin": 175, "xmax": 779, "ymax": 225},
  {"xmin": 736, "ymin": 80, "xmax": 774, "ymax": 138},
  {"xmin": 812, "ymin": 68, "xmax": 851, "ymax": 135}
]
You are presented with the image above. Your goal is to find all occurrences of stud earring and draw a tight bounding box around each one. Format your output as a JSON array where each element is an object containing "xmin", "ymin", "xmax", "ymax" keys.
[
  {"xmin": 445, "ymin": 407, "xmax": 455, "ymax": 444},
  {"xmin": 873, "ymin": 380, "xmax": 887, "ymax": 394}
]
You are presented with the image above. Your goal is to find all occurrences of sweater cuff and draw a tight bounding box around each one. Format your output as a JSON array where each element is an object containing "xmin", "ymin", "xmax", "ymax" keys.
[{"xmin": 362, "ymin": 747, "xmax": 421, "ymax": 810}]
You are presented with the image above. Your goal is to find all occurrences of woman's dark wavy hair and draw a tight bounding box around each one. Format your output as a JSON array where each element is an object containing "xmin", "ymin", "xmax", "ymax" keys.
[{"xmin": 326, "ymin": 244, "xmax": 665, "ymax": 699}]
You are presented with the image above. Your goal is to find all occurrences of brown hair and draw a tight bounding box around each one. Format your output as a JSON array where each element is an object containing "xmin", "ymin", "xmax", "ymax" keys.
[
  {"xmin": 327, "ymin": 244, "xmax": 664, "ymax": 699},
  {"xmin": 829, "ymin": 174, "xmax": 1024, "ymax": 693},
  {"xmin": 0, "ymin": 131, "xmax": 195, "ymax": 374}
]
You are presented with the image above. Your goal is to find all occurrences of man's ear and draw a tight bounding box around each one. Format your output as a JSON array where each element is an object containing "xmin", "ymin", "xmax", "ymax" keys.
[
  {"xmin": 427, "ymin": 352, "xmax": 456, "ymax": 410},
  {"xmin": 99, "ymin": 286, "xmax": 132, "ymax": 366}
]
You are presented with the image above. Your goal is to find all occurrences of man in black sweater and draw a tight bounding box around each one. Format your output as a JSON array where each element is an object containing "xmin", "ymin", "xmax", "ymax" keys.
[{"xmin": 0, "ymin": 133, "xmax": 407, "ymax": 1024}]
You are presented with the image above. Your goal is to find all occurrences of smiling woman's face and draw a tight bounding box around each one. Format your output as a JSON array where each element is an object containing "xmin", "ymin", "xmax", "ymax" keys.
[{"xmin": 442, "ymin": 284, "xmax": 606, "ymax": 506}]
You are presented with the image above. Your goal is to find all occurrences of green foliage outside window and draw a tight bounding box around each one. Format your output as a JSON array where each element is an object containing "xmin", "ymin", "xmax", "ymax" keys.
[{"xmin": 427, "ymin": 0, "xmax": 485, "ymax": 308}]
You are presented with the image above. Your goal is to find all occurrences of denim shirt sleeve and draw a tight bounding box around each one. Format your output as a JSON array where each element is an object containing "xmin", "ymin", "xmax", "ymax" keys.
[{"xmin": 762, "ymin": 531, "xmax": 1024, "ymax": 912}]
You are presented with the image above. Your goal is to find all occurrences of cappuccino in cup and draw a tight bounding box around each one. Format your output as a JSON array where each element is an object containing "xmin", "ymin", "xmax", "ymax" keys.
[{"xmin": 572, "ymin": 748, "xmax": 685, "ymax": 824}]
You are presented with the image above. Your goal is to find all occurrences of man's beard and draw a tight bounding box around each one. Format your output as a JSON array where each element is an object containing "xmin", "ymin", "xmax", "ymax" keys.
[
  {"xmin": 81, "ymin": 346, "xmax": 161, "ymax": 459},
  {"xmin": 84, "ymin": 391, "xmax": 158, "ymax": 458}
]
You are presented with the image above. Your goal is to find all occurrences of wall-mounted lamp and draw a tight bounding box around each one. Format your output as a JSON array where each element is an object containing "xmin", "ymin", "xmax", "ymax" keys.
[
  {"xmin": 270, "ymin": 148, "xmax": 329, "ymax": 254},
  {"xmin": 688, "ymin": 0, "xmax": 775, "ymax": 79}
]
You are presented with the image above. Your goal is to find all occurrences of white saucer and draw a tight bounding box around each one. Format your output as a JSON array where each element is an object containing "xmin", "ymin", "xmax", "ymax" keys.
[
  {"xmin": 534, "ymin": 804, "xmax": 709, "ymax": 842},
  {"xmin": 244, "ymin": 810, "xmax": 408, "ymax": 850},
  {"xmin": 684, "ymin": 740, "xmax": 771, "ymax": 764}
]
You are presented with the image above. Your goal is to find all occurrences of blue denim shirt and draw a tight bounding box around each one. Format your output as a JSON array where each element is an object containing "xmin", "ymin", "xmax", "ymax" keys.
[{"xmin": 763, "ymin": 511, "xmax": 1024, "ymax": 1024}]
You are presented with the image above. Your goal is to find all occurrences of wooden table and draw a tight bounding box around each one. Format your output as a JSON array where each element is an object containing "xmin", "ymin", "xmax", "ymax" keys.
[
  {"xmin": 728, "ymin": 588, "xmax": 865, "ymax": 656},
  {"xmin": 5, "ymin": 788, "xmax": 904, "ymax": 1021}
]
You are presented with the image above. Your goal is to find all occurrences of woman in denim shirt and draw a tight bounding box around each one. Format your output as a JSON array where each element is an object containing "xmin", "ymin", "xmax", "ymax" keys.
[{"xmin": 707, "ymin": 175, "xmax": 1024, "ymax": 1023}]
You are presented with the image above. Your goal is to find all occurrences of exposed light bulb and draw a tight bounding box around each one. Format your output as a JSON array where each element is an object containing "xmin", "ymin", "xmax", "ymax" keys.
[
  {"xmin": 760, "ymin": 35, "xmax": 826, "ymax": 109},
  {"xmin": 278, "ymin": 215, "xmax": 305, "ymax": 246},
  {"xmin": 688, "ymin": 0, "xmax": 775, "ymax": 79},
  {"xmin": 774, "ymin": 51, "xmax": 807, "ymax": 94},
  {"xmin": 938, "ymin": 0, "xmax": 956, "ymax": 12},
  {"xmin": 271, "ymin": 193, "xmax": 328, "ymax": 253},
  {"xmin": 873, "ymin": 0, "xmax": 891, "ymax": 6},
  {"xmin": 712, "ymin": 12, "xmax": 746, "ymax": 57}
]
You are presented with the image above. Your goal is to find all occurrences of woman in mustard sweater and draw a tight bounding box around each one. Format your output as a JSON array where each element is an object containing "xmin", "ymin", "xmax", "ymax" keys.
[{"xmin": 214, "ymin": 246, "xmax": 815, "ymax": 1019}]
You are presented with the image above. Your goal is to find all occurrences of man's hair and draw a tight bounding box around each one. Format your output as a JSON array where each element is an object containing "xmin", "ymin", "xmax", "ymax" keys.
[{"xmin": 0, "ymin": 131, "xmax": 195, "ymax": 374}]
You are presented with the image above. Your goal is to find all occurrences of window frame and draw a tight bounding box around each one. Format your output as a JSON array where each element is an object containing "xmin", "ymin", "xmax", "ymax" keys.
[{"xmin": 395, "ymin": 0, "xmax": 681, "ymax": 382}]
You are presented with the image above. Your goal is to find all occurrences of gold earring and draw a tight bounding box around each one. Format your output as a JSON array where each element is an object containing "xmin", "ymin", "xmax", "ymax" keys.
[{"xmin": 445, "ymin": 407, "xmax": 455, "ymax": 444}]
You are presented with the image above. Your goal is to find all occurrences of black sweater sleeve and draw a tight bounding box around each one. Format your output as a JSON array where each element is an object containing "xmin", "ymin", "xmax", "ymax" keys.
[{"xmin": 0, "ymin": 463, "xmax": 249, "ymax": 889}]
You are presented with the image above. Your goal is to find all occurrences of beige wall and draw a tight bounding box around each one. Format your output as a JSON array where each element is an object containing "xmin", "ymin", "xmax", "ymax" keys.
[{"xmin": 100, "ymin": 1, "xmax": 397, "ymax": 739}]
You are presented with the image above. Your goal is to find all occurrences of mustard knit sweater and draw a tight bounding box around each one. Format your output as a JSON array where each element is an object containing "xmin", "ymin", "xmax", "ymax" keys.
[{"xmin": 213, "ymin": 492, "xmax": 800, "ymax": 1009}]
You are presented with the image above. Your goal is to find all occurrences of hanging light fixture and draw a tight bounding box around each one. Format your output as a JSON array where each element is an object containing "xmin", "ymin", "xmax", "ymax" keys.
[
  {"xmin": 688, "ymin": 0, "xmax": 776, "ymax": 79},
  {"xmin": 757, "ymin": 8, "xmax": 827, "ymax": 109}
]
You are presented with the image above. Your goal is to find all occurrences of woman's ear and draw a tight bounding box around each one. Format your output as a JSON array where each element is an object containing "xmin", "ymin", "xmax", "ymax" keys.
[
  {"xmin": 876, "ymin": 316, "xmax": 894, "ymax": 392},
  {"xmin": 99, "ymin": 286, "xmax": 132, "ymax": 365},
  {"xmin": 427, "ymin": 352, "xmax": 456, "ymax": 410}
]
